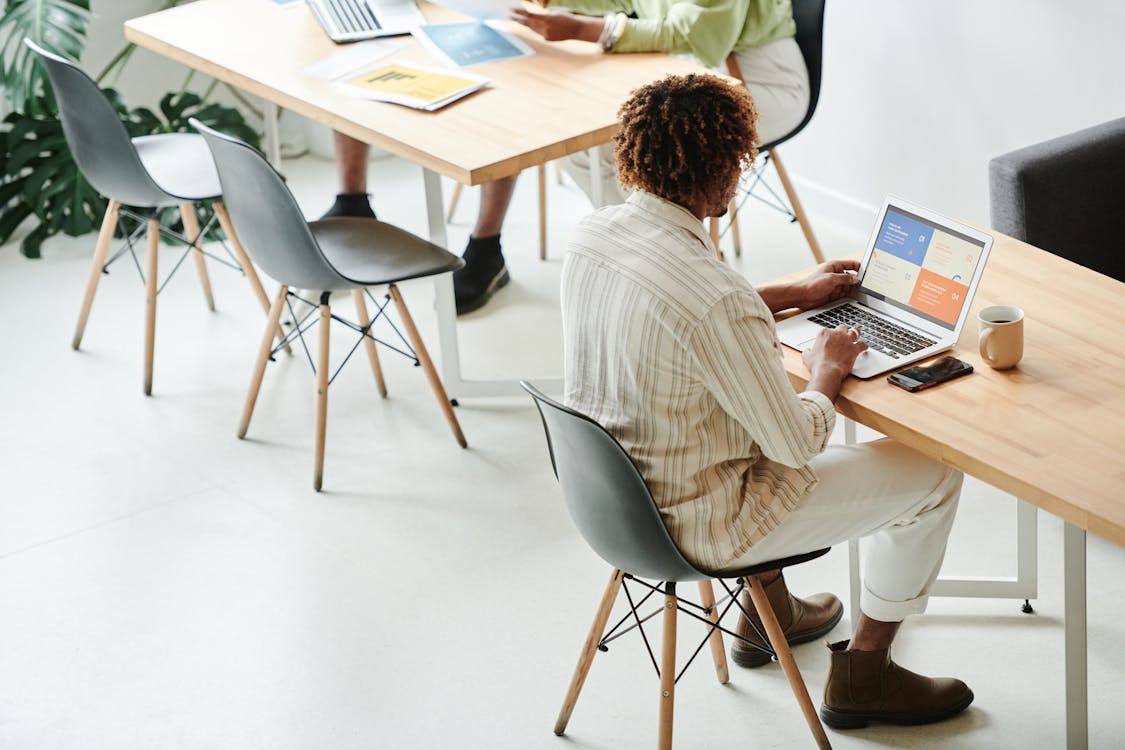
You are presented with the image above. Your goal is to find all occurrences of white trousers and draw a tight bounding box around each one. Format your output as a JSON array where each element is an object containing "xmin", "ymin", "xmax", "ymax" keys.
[
  {"xmin": 562, "ymin": 36, "xmax": 811, "ymax": 207},
  {"xmin": 728, "ymin": 438, "xmax": 963, "ymax": 623}
]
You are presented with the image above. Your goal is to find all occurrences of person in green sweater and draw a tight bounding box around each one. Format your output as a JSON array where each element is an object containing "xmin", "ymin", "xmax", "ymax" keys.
[{"xmin": 511, "ymin": 0, "xmax": 809, "ymax": 205}]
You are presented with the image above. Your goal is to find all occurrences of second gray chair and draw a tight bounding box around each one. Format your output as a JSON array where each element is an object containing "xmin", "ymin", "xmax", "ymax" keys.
[
  {"xmin": 523, "ymin": 382, "xmax": 832, "ymax": 749},
  {"xmin": 715, "ymin": 0, "xmax": 828, "ymax": 263},
  {"xmin": 192, "ymin": 119, "xmax": 467, "ymax": 491}
]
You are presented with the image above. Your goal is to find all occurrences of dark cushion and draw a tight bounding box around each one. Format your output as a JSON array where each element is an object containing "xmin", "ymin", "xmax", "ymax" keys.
[{"xmin": 989, "ymin": 117, "xmax": 1125, "ymax": 282}]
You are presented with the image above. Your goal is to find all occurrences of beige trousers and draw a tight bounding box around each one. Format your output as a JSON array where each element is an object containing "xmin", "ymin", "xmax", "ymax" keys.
[
  {"xmin": 728, "ymin": 438, "xmax": 963, "ymax": 623},
  {"xmin": 562, "ymin": 36, "xmax": 811, "ymax": 207}
]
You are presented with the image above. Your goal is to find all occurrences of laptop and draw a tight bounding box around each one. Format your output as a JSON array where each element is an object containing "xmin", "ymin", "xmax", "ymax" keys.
[
  {"xmin": 775, "ymin": 197, "xmax": 993, "ymax": 379},
  {"xmin": 307, "ymin": 0, "xmax": 427, "ymax": 43}
]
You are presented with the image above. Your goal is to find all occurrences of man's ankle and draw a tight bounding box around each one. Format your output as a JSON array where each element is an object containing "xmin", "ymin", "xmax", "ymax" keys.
[
  {"xmin": 849, "ymin": 613, "xmax": 900, "ymax": 651},
  {"xmin": 322, "ymin": 192, "xmax": 376, "ymax": 220}
]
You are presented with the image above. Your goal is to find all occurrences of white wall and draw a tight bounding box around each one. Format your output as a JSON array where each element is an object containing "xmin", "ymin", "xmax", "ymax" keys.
[
  {"xmin": 786, "ymin": 0, "xmax": 1125, "ymax": 234},
  {"xmin": 83, "ymin": 0, "xmax": 246, "ymax": 116}
]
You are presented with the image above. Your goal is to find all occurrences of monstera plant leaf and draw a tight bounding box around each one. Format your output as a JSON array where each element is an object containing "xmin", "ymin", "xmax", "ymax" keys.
[
  {"xmin": 0, "ymin": 91, "xmax": 110, "ymax": 258},
  {"xmin": 1, "ymin": 1, "xmax": 261, "ymax": 259},
  {"xmin": 0, "ymin": 0, "xmax": 91, "ymax": 115},
  {"xmin": 0, "ymin": 85, "xmax": 261, "ymax": 258},
  {"xmin": 126, "ymin": 90, "xmax": 261, "ymax": 148}
]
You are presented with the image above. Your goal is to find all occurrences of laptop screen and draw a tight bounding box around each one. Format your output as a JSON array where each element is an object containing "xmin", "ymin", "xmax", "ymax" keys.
[{"xmin": 858, "ymin": 205, "xmax": 988, "ymax": 331}]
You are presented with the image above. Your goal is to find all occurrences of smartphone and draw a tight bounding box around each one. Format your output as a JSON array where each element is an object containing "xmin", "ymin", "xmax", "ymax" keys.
[{"xmin": 887, "ymin": 356, "xmax": 973, "ymax": 392}]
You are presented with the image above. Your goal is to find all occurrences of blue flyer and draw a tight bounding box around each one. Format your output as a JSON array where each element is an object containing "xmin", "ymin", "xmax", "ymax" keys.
[{"xmin": 416, "ymin": 21, "xmax": 534, "ymax": 68}]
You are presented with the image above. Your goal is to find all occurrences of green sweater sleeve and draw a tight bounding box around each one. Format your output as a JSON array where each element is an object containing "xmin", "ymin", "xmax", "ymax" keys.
[
  {"xmin": 612, "ymin": 0, "xmax": 746, "ymax": 69},
  {"xmin": 554, "ymin": 0, "xmax": 793, "ymax": 71},
  {"xmin": 556, "ymin": 0, "xmax": 636, "ymax": 17}
]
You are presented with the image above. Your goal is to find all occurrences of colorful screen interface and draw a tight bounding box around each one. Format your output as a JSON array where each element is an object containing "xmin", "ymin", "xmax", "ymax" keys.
[{"xmin": 859, "ymin": 207, "xmax": 986, "ymax": 330}]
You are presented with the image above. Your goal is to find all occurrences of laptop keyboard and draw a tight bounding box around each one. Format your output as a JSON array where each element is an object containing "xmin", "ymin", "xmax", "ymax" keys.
[
  {"xmin": 314, "ymin": 0, "xmax": 381, "ymax": 37},
  {"xmin": 808, "ymin": 304, "xmax": 936, "ymax": 359}
]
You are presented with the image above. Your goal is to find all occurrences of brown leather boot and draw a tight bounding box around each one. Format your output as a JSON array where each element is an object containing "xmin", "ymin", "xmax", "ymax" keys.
[
  {"xmin": 730, "ymin": 572, "xmax": 843, "ymax": 668},
  {"xmin": 820, "ymin": 639, "xmax": 974, "ymax": 728}
]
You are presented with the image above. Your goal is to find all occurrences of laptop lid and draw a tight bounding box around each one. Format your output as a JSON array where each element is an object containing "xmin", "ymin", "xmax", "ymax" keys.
[
  {"xmin": 851, "ymin": 197, "xmax": 993, "ymax": 342},
  {"xmin": 308, "ymin": 0, "xmax": 425, "ymax": 43}
]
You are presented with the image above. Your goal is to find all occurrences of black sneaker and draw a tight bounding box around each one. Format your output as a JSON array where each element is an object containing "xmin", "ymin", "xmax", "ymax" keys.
[
  {"xmin": 320, "ymin": 192, "xmax": 377, "ymax": 220},
  {"xmin": 454, "ymin": 235, "xmax": 509, "ymax": 315}
]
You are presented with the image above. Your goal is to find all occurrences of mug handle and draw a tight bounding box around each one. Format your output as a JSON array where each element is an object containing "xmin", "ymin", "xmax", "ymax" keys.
[{"xmin": 979, "ymin": 328, "xmax": 996, "ymax": 364}]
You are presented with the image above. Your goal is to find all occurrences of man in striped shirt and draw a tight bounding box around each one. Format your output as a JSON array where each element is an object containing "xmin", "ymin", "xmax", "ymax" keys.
[{"xmin": 562, "ymin": 74, "xmax": 973, "ymax": 729}]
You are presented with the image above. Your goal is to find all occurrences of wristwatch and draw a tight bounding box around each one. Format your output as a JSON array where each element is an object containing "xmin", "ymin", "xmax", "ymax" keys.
[{"xmin": 598, "ymin": 12, "xmax": 627, "ymax": 52}]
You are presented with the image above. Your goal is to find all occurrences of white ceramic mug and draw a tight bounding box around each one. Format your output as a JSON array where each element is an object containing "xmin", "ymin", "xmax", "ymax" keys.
[{"xmin": 978, "ymin": 305, "xmax": 1024, "ymax": 369}]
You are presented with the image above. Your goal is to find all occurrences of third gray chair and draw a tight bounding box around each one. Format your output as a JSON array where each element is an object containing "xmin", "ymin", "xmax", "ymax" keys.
[
  {"xmin": 523, "ymin": 382, "xmax": 832, "ymax": 749},
  {"xmin": 193, "ymin": 119, "xmax": 467, "ymax": 492},
  {"xmin": 715, "ymin": 0, "xmax": 828, "ymax": 264}
]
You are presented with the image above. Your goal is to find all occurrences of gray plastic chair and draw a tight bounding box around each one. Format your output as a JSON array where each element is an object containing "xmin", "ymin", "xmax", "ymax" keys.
[
  {"xmin": 720, "ymin": 0, "xmax": 827, "ymax": 263},
  {"xmin": 522, "ymin": 382, "xmax": 832, "ymax": 749},
  {"xmin": 25, "ymin": 40, "xmax": 276, "ymax": 395},
  {"xmin": 192, "ymin": 119, "xmax": 467, "ymax": 492},
  {"xmin": 989, "ymin": 117, "xmax": 1125, "ymax": 283}
]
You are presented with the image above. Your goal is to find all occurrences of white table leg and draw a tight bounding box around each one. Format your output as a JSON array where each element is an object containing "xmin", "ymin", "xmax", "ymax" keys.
[
  {"xmin": 422, "ymin": 168, "xmax": 562, "ymax": 399},
  {"xmin": 930, "ymin": 500, "xmax": 1039, "ymax": 600},
  {"xmin": 1064, "ymin": 522, "xmax": 1088, "ymax": 750},
  {"xmin": 845, "ymin": 416, "xmax": 1038, "ymax": 625},
  {"xmin": 262, "ymin": 100, "xmax": 282, "ymax": 168}
]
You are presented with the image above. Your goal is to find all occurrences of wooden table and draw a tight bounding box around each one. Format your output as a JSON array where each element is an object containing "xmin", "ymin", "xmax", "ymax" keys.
[
  {"xmin": 125, "ymin": 0, "xmax": 711, "ymax": 398},
  {"xmin": 781, "ymin": 229, "xmax": 1125, "ymax": 749}
]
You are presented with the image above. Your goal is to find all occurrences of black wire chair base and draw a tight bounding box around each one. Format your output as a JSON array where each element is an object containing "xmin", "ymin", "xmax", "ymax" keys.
[
  {"xmin": 102, "ymin": 205, "xmax": 247, "ymax": 295},
  {"xmin": 269, "ymin": 288, "xmax": 420, "ymax": 385},
  {"xmin": 597, "ymin": 574, "xmax": 779, "ymax": 685}
]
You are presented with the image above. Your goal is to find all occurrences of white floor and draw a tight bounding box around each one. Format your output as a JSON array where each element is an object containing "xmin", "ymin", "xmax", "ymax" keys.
[{"xmin": 1, "ymin": 153, "xmax": 1123, "ymax": 750}]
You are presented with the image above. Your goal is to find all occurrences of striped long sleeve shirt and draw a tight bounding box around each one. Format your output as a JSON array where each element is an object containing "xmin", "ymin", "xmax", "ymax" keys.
[{"xmin": 561, "ymin": 190, "xmax": 835, "ymax": 571}]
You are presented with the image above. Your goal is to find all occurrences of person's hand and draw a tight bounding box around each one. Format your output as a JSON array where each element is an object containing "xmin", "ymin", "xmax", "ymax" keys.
[
  {"xmin": 791, "ymin": 259, "xmax": 860, "ymax": 310},
  {"xmin": 509, "ymin": 7, "xmax": 603, "ymax": 43},
  {"xmin": 802, "ymin": 324, "xmax": 868, "ymax": 401}
]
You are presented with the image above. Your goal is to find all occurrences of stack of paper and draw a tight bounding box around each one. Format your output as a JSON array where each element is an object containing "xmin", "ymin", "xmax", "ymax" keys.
[{"xmin": 334, "ymin": 61, "xmax": 489, "ymax": 111}]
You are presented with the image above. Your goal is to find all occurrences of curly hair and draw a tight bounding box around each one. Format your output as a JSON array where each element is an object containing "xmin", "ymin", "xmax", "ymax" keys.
[{"xmin": 614, "ymin": 73, "xmax": 759, "ymax": 211}]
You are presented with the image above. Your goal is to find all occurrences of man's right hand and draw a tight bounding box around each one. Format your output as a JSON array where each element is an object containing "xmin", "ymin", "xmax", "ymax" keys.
[
  {"xmin": 802, "ymin": 325, "xmax": 868, "ymax": 402},
  {"xmin": 510, "ymin": 7, "xmax": 602, "ymax": 42}
]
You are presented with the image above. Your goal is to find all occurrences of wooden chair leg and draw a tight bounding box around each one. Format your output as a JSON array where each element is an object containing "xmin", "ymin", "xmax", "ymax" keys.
[
  {"xmin": 387, "ymin": 284, "xmax": 467, "ymax": 448},
  {"xmin": 538, "ymin": 163, "xmax": 547, "ymax": 260},
  {"xmin": 143, "ymin": 217, "xmax": 160, "ymax": 396},
  {"xmin": 213, "ymin": 200, "xmax": 291, "ymax": 354},
  {"xmin": 73, "ymin": 200, "xmax": 120, "ymax": 350},
  {"xmin": 658, "ymin": 582, "xmax": 678, "ymax": 750},
  {"xmin": 697, "ymin": 581, "xmax": 729, "ymax": 684},
  {"xmin": 728, "ymin": 199, "xmax": 742, "ymax": 258},
  {"xmin": 446, "ymin": 182, "xmax": 463, "ymax": 224},
  {"xmin": 180, "ymin": 202, "xmax": 214, "ymax": 311},
  {"xmin": 352, "ymin": 289, "xmax": 387, "ymax": 398},
  {"xmin": 313, "ymin": 297, "xmax": 331, "ymax": 492},
  {"xmin": 239, "ymin": 285, "xmax": 288, "ymax": 440},
  {"xmin": 746, "ymin": 575, "xmax": 832, "ymax": 750},
  {"xmin": 555, "ymin": 159, "xmax": 564, "ymax": 185},
  {"xmin": 768, "ymin": 149, "xmax": 825, "ymax": 265},
  {"xmin": 708, "ymin": 216, "xmax": 720, "ymax": 257},
  {"xmin": 555, "ymin": 569, "xmax": 624, "ymax": 735}
]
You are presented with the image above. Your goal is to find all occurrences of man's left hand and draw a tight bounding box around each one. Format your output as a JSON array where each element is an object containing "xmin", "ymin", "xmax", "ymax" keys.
[
  {"xmin": 792, "ymin": 259, "xmax": 861, "ymax": 310},
  {"xmin": 510, "ymin": 7, "xmax": 604, "ymax": 43}
]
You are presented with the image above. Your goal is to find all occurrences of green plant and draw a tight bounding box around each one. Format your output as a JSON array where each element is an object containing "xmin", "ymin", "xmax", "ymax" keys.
[
  {"xmin": 0, "ymin": 0, "xmax": 261, "ymax": 258},
  {"xmin": 0, "ymin": 0, "xmax": 90, "ymax": 115}
]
